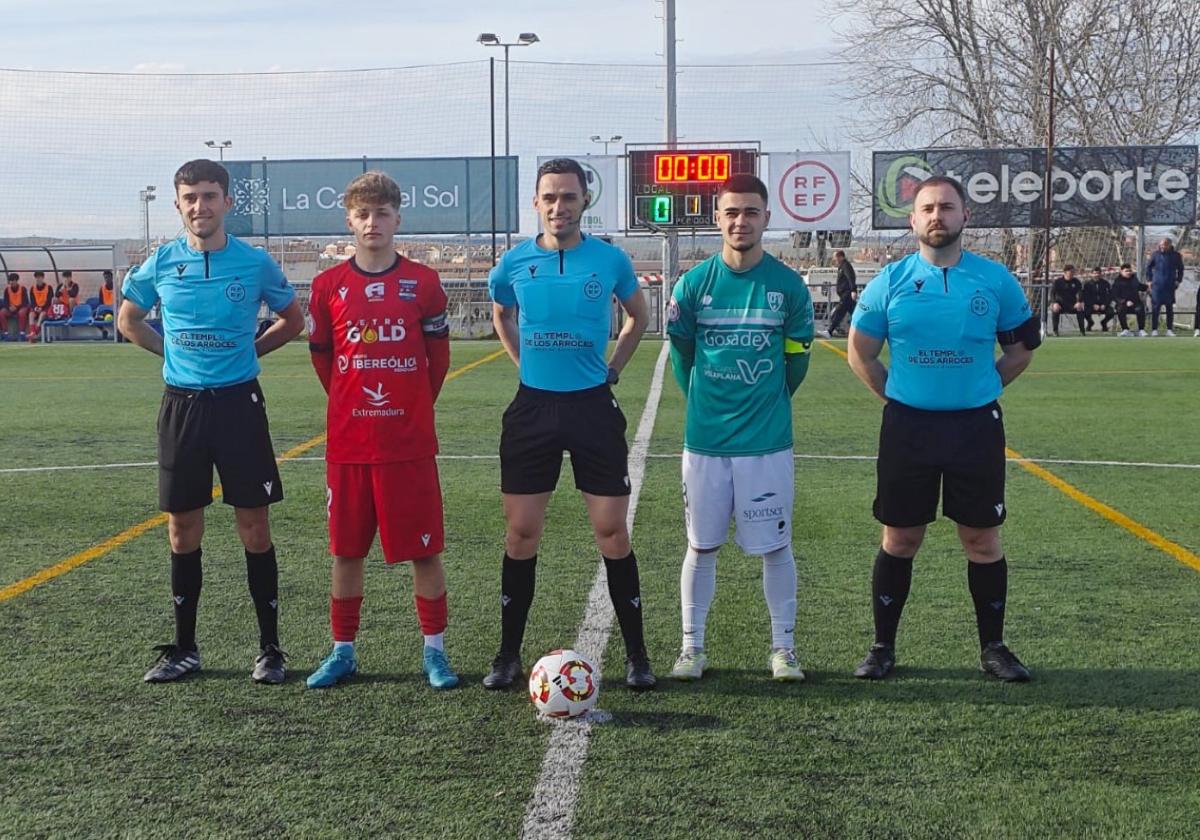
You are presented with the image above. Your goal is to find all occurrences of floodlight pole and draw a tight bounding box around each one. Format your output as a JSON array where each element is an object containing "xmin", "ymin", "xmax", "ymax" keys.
[
  {"xmin": 478, "ymin": 33, "xmax": 538, "ymax": 252},
  {"xmin": 1042, "ymin": 45, "xmax": 1055, "ymax": 290},
  {"xmin": 139, "ymin": 185, "xmax": 157, "ymax": 258},
  {"xmin": 662, "ymin": 0, "xmax": 679, "ymax": 337}
]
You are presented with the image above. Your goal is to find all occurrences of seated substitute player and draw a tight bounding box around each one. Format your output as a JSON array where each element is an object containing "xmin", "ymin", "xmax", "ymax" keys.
[
  {"xmin": 1111, "ymin": 264, "xmax": 1148, "ymax": 337},
  {"xmin": 1049, "ymin": 264, "xmax": 1085, "ymax": 336},
  {"xmin": 666, "ymin": 174, "xmax": 815, "ymax": 682},
  {"xmin": 56, "ymin": 270, "xmax": 80, "ymax": 311},
  {"xmin": 847, "ymin": 175, "xmax": 1039, "ymax": 683},
  {"xmin": 306, "ymin": 172, "xmax": 458, "ymax": 690},
  {"xmin": 119, "ymin": 159, "xmax": 305, "ymax": 684},
  {"xmin": 27, "ymin": 272, "xmax": 56, "ymax": 342},
  {"xmin": 485, "ymin": 158, "xmax": 655, "ymax": 691},
  {"xmin": 1, "ymin": 273, "xmax": 30, "ymax": 340},
  {"xmin": 1081, "ymin": 267, "xmax": 1114, "ymax": 333}
]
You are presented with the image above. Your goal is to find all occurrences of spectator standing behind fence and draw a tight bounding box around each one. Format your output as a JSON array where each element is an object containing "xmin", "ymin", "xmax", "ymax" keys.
[
  {"xmin": 1082, "ymin": 267, "xmax": 1114, "ymax": 333},
  {"xmin": 27, "ymin": 271, "xmax": 56, "ymax": 343},
  {"xmin": 822, "ymin": 249, "xmax": 857, "ymax": 338},
  {"xmin": 1050, "ymin": 265, "xmax": 1085, "ymax": 336},
  {"xmin": 1, "ymin": 273, "xmax": 30, "ymax": 340},
  {"xmin": 1111, "ymin": 263, "xmax": 1147, "ymax": 337},
  {"xmin": 1146, "ymin": 238, "xmax": 1184, "ymax": 337}
]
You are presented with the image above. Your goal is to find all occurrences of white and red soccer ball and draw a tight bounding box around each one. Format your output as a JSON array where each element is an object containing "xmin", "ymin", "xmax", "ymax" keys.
[{"xmin": 528, "ymin": 649, "xmax": 599, "ymax": 718}]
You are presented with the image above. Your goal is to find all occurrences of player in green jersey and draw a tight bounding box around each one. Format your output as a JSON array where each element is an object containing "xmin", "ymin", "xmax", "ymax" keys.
[{"xmin": 666, "ymin": 174, "xmax": 815, "ymax": 681}]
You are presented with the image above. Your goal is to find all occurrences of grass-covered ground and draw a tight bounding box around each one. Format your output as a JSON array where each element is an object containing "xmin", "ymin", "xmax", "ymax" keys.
[{"xmin": 1, "ymin": 335, "xmax": 1197, "ymax": 838}]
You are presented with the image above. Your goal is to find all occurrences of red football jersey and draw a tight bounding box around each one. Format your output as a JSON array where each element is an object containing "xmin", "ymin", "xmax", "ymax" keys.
[{"xmin": 308, "ymin": 257, "xmax": 449, "ymax": 464}]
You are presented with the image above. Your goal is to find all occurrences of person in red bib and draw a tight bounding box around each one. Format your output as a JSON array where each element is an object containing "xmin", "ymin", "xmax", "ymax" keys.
[
  {"xmin": 1, "ymin": 273, "xmax": 30, "ymax": 340},
  {"xmin": 26, "ymin": 271, "xmax": 57, "ymax": 342},
  {"xmin": 306, "ymin": 171, "xmax": 458, "ymax": 690}
]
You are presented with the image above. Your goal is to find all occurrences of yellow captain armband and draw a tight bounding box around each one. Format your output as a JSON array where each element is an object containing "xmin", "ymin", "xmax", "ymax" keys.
[{"xmin": 784, "ymin": 338, "xmax": 812, "ymax": 355}]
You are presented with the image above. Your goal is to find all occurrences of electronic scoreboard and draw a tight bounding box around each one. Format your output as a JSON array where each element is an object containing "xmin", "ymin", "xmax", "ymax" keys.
[{"xmin": 626, "ymin": 145, "xmax": 759, "ymax": 231}]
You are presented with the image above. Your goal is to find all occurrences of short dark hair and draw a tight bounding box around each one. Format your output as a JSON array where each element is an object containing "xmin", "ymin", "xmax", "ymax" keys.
[
  {"xmin": 535, "ymin": 158, "xmax": 588, "ymax": 193},
  {"xmin": 103, "ymin": 269, "xmax": 113, "ymax": 279},
  {"xmin": 62, "ymin": 270, "xmax": 72, "ymax": 277},
  {"xmin": 1092, "ymin": 266, "xmax": 1102, "ymax": 273},
  {"xmin": 1120, "ymin": 262, "xmax": 1132, "ymax": 269},
  {"xmin": 174, "ymin": 159, "xmax": 231, "ymax": 195},
  {"xmin": 834, "ymin": 249, "xmax": 846, "ymax": 259},
  {"xmin": 33, "ymin": 270, "xmax": 44, "ymax": 277},
  {"xmin": 912, "ymin": 175, "xmax": 967, "ymax": 207},
  {"xmin": 6, "ymin": 273, "xmax": 18, "ymax": 282},
  {"xmin": 717, "ymin": 174, "xmax": 768, "ymax": 206},
  {"xmin": 1064, "ymin": 264, "xmax": 1075, "ymax": 272}
]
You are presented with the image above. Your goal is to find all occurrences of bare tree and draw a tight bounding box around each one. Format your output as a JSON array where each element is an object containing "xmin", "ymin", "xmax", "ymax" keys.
[{"xmin": 837, "ymin": 0, "xmax": 1200, "ymax": 270}]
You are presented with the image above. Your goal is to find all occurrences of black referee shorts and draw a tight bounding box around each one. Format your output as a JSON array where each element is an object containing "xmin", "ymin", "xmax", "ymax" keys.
[
  {"xmin": 157, "ymin": 378, "xmax": 284, "ymax": 513},
  {"xmin": 500, "ymin": 383, "xmax": 630, "ymax": 497},
  {"xmin": 874, "ymin": 399, "xmax": 1007, "ymax": 529}
]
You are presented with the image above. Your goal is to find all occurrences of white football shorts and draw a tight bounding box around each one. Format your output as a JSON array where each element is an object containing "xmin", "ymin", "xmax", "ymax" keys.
[{"xmin": 681, "ymin": 448, "xmax": 794, "ymax": 554}]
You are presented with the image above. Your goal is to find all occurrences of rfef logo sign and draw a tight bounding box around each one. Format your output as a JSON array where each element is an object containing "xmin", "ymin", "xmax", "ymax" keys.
[{"xmin": 767, "ymin": 152, "xmax": 851, "ymax": 231}]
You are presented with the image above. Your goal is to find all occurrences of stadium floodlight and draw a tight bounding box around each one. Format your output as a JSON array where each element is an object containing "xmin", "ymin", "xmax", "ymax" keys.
[
  {"xmin": 204, "ymin": 139, "xmax": 233, "ymax": 161},
  {"xmin": 477, "ymin": 31, "xmax": 540, "ymax": 250},
  {"xmin": 590, "ymin": 134, "xmax": 622, "ymax": 154}
]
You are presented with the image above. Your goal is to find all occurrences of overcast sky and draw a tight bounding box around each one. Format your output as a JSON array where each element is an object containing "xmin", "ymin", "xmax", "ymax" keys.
[{"xmin": 2, "ymin": 0, "xmax": 844, "ymax": 72}]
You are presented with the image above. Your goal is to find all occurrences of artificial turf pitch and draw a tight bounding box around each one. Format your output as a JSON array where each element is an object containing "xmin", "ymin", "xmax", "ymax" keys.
[{"xmin": 1, "ymin": 336, "xmax": 1197, "ymax": 838}]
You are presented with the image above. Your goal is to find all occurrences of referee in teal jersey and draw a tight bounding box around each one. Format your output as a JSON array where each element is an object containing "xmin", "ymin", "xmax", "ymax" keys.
[{"xmin": 847, "ymin": 176, "xmax": 1041, "ymax": 683}]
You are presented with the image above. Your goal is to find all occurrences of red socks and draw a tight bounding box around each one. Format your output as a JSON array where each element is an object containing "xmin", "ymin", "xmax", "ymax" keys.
[
  {"xmin": 415, "ymin": 592, "xmax": 448, "ymax": 636},
  {"xmin": 330, "ymin": 596, "xmax": 363, "ymax": 643}
]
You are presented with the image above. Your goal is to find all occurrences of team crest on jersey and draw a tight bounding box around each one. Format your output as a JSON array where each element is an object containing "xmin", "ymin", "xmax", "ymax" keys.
[
  {"xmin": 767, "ymin": 291, "xmax": 784, "ymax": 312},
  {"xmin": 398, "ymin": 279, "xmax": 419, "ymax": 300},
  {"xmin": 667, "ymin": 297, "xmax": 680, "ymax": 322},
  {"xmin": 365, "ymin": 281, "xmax": 386, "ymax": 301},
  {"xmin": 970, "ymin": 293, "xmax": 990, "ymax": 316},
  {"xmin": 700, "ymin": 294, "xmax": 713, "ymax": 307},
  {"xmin": 583, "ymin": 278, "xmax": 603, "ymax": 300},
  {"xmin": 225, "ymin": 283, "xmax": 246, "ymax": 303}
]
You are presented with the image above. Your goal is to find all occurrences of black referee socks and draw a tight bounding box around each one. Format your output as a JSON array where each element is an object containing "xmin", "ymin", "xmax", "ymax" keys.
[
  {"xmin": 245, "ymin": 546, "xmax": 280, "ymax": 649},
  {"xmin": 968, "ymin": 556, "xmax": 1008, "ymax": 647},
  {"xmin": 871, "ymin": 548, "xmax": 913, "ymax": 646},
  {"xmin": 170, "ymin": 548, "xmax": 203, "ymax": 652},
  {"xmin": 500, "ymin": 553, "xmax": 537, "ymax": 656},
  {"xmin": 604, "ymin": 552, "xmax": 646, "ymax": 655}
]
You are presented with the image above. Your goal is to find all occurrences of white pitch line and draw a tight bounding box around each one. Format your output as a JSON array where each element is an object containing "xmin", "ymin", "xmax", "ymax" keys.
[
  {"xmin": 6, "ymin": 450, "xmax": 1200, "ymax": 476},
  {"xmin": 519, "ymin": 341, "xmax": 670, "ymax": 840}
]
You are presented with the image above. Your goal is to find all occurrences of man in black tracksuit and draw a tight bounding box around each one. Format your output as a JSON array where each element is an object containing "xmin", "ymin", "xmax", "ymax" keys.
[
  {"xmin": 1111, "ymin": 263, "xmax": 1147, "ymax": 336},
  {"xmin": 1050, "ymin": 264, "xmax": 1085, "ymax": 336},
  {"xmin": 1082, "ymin": 267, "xmax": 1114, "ymax": 333},
  {"xmin": 825, "ymin": 249, "xmax": 857, "ymax": 336}
]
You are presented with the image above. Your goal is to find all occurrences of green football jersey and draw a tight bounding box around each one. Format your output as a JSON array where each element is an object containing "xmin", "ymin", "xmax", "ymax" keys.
[{"xmin": 667, "ymin": 252, "xmax": 814, "ymax": 456}]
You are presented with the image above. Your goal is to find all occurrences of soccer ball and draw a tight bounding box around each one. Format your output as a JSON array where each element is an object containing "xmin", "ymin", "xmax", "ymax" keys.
[{"xmin": 528, "ymin": 649, "xmax": 599, "ymax": 719}]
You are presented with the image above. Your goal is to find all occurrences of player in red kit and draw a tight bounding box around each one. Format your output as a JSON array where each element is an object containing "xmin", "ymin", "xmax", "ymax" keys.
[{"xmin": 306, "ymin": 171, "xmax": 458, "ymax": 690}]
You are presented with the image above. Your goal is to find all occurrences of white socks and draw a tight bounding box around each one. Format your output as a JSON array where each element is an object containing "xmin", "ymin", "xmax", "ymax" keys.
[
  {"xmin": 762, "ymin": 546, "xmax": 797, "ymax": 650},
  {"xmin": 680, "ymin": 547, "xmax": 717, "ymax": 650},
  {"xmin": 424, "ymin": 633, "xmax": 444, "ymax": 651}
]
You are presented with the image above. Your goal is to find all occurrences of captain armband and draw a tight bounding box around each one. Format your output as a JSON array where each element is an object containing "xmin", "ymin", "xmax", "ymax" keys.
[
  {"xmin": 997, "ymin": 316, "xmax": 1042, "ymax": 350},
  {"xmin": 784, "ymin": 338, "xmax": 812, "ymax": 355}
]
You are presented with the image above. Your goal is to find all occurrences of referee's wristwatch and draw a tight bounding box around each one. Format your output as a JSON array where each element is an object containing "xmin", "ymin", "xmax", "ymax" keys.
[{"xmin": 606, "ymin": 366, "xmax": 620, "ymax": 386}]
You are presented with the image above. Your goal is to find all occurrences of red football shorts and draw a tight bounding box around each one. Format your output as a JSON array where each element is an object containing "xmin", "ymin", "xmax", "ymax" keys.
[{"xmin": 326, "ymin": 458, "xmax": 445, "ymax": 563}]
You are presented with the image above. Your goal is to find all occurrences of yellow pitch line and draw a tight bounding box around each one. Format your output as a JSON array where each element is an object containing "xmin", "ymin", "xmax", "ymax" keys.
[
  {"xmin": 818, "ymin": 339, "xmax": 849, "ymax": 360},
  {"xmin": 0, "ymin": 350, "xmax": 507, "ymax": 604},
  {"xmin": 1006, "ymin": 448, "xmax": 1200, "ymax": 574}
]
